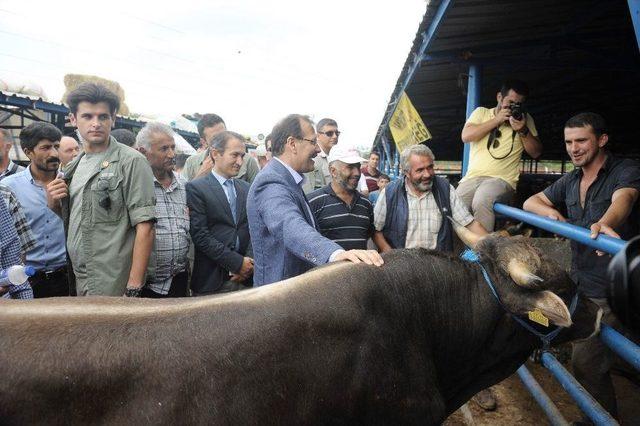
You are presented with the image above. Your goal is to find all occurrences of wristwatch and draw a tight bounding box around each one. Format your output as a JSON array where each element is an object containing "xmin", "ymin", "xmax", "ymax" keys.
[
  {"xmin": 124, "ymin": 287, "xmax": 142, "ymax": 298},
  {"xmin": 518, "ymin": 126, "xmax": 530, "ymax": 137}
]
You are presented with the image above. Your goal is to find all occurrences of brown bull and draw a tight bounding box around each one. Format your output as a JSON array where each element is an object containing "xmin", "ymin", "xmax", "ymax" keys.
[{"xmin": 0, "ymin": 233, "xmax": 600, "ymax": 425}]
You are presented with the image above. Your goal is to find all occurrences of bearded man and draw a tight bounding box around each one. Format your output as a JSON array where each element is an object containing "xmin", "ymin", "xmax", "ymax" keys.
[{"xmin": 308, "ymin": 145, "xmax": 373, "ymax": 250}]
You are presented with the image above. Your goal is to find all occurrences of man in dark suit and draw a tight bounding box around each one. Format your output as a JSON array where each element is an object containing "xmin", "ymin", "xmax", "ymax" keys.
[
  {"xmin": 187, "ymin": 131, "xmax": 254, "ymax": 295},
  {"xmin": 247, "ymin": 114, "xmax": 383, "ymax": 287}
]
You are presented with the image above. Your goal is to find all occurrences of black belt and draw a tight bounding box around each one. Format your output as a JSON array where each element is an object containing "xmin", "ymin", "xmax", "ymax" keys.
[{"xmin": 30, "ymin": 266, "xmax": 67, "ymax": 282}]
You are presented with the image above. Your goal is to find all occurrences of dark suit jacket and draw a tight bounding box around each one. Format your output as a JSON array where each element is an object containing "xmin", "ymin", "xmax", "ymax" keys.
[
  {"xmin": 186, "ymin": 173, "xmax": 252, "ymax": 294},
  {"xmin": 247, "ymin": 158, "xmax": 341, "ymax": 286}
]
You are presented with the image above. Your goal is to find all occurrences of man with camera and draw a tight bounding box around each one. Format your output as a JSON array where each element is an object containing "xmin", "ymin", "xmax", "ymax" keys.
[{"xmin": 457, "ymin": 79, "xmax": 542, "ymax": 232}]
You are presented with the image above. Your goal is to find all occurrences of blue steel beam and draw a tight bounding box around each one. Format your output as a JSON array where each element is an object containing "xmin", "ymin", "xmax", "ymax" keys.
[
  {"xmin": 516, "ymin": 366, "xmax": 569, "ymax": 426},
  {"xmin": 376, "ymin": 0, "xmax": 455, "ymax": 147},
  {"xmin": 493, "ymin": 203, "xmax": 626, "ymax": 255},
  {"xmin": 541, "ymin": 352, "xmax": 618, "ymax": 425},
  {"xmin": 462, "ymin": 63, "xmax": 481, "ymax": 176},
  {"xmin": 600, "ymin": 324, "xmax": 640, "ymax": 371},
  {"xmin": 629, "ymin": 0, "xmax": 640, "ymax": 51}
]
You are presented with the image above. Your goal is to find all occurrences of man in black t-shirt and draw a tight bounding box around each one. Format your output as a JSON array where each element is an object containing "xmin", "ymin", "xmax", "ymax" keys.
[{"xmin": 524, "ymin": 112, "xmax": 640, "ymax": 418}]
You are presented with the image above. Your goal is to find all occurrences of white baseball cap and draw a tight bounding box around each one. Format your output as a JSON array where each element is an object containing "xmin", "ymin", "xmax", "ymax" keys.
[
  {"xmin": 327, "ymin": 145, "xmax": 366, "ymax": 165},
  {"xmin": 255, "ymin": 144, "xmax": 267, "ymax": 157}
]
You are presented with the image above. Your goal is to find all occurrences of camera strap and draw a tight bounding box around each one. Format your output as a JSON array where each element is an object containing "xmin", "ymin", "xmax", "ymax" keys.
[{"xmin": 487, "ymin": 127, "xmax": 515, "ymax": 160}]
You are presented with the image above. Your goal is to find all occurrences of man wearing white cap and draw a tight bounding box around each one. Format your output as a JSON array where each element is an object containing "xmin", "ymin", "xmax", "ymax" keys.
[{"xmin": 308, "ymin": 145, "xmax": 374, "ymax": 250}]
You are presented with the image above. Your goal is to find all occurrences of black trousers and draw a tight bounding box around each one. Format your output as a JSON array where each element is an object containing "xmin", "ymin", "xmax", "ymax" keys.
[
  {"xmin": 29, "ymin": 267, "xmax": 70, "ymax": 298},
  {"xmin": 140, "ymin": 271, "xmax": 189, "ymax": 298}
]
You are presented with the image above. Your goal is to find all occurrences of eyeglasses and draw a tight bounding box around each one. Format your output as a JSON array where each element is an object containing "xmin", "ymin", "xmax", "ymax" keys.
[
  {"xmin": 319, "ymin": 130, "xmax": 341, "ymax": 138},
  {"xmin": 296, "ymin": 137, "xmax": 318, "ymax": 146}
]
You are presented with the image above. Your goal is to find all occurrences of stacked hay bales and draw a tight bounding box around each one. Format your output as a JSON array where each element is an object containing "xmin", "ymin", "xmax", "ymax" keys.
[{"xmin": 62, "ymin": 74, "xmax": 130, "ymax": 116}]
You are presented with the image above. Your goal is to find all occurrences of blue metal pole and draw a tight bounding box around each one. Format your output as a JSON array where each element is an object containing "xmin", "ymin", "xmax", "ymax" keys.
[
  {"xmin": 541, "ymin": 352, "xmax": 618, "ymax": 425},
  {"xmin": 628, "ymin": 0, "xmax": 640, "ymax": 51},
  {"xmin": 517, "ymin": 366, "xmax": 569, "ymax": 426},
  {"xmin": 600, "ymin": 324, "xmax": 640, "ymax": 371},
  {"xmin": 493, "ymin": 203, "xmax": 626, "ymax": 255},
  {"xmin": 462, "ymin": 64, "xmax": 482, "ymax": 177}
]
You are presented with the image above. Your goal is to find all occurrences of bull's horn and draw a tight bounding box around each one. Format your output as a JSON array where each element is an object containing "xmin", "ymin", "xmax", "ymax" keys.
[
  {"xmin": 507, "ymin": 258, "xmax": 544, "ymax": 288},
  {"xmin": 448, "ymin": 216, "xmax": 483, "ymax": 249}
]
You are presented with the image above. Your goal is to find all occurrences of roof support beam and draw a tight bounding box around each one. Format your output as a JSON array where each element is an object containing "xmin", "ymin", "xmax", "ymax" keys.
[
  {"xmin": 375, "ymin": 0, "xmax": 455, "ymax": 147},
  {"xmin": 462, "ymin": 64, "xmax": 482, "ymax": 177}
]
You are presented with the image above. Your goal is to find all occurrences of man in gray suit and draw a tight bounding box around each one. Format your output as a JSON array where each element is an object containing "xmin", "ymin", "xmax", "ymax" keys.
[
  {"xmin": 247, "ymin": 114, "xmax": 383, "ymax": 287},
  {"xmin": 187, "ymin": 131, "xmax": 254, "ymax": 295}
]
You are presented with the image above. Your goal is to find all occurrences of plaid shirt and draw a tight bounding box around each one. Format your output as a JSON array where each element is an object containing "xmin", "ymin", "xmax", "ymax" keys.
[
  {"xmin": 374, "ymin": 178, "xmax": 473, "ymax": 250},
  {"xmin": 0, "ymin": 186, "xmax": 35, "ymax": 299},
  {"xmin": 146, "ymin": 174, "xmax": 190, "ymax": 295},
  {"xmin": 0, "ymin": 186, "xmax": 37, "ymax": 257}
]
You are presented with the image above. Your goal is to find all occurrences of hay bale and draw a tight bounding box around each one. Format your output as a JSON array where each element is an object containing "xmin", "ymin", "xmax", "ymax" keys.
[{"xmin": 61, "ymin": 74, "xmax": 130, "ymax": 116}]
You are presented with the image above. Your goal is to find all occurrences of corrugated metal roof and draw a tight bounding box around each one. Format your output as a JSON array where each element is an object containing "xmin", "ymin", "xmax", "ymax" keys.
[{"xmin": 376, "ymin": 0, "xmax": 640, "ymax": 161}]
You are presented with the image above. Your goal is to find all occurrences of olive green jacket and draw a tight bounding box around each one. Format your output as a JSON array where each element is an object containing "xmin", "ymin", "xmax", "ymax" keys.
[{"xmin": 61, "ymin": 137, "xmax": 156, "ymax": 296}]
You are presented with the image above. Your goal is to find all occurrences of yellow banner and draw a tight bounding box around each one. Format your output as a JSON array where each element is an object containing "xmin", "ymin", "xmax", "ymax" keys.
[{"xmin": 389, "ymin": 91, "xmax": 431, "ymax": 152}]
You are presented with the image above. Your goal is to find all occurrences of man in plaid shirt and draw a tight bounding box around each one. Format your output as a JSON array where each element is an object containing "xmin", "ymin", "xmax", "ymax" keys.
[
  {"xmin": 137, "ymin": 123, "xmax": 190, "ymax": 298},
  {"xmin": 0, "ymin": 185, "xmax": 35, "ymax": 299}
]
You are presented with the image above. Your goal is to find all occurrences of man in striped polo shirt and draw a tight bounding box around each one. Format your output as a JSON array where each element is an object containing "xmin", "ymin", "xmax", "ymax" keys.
[{"xmin": 308, "ymin": 145, "xmax": 374, "ymax": 250}]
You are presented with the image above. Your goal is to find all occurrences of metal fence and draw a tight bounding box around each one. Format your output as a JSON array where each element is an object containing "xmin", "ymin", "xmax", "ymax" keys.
[{"xmin": 493, "ymin": 203, "xmax": 640, "ymax": 425}]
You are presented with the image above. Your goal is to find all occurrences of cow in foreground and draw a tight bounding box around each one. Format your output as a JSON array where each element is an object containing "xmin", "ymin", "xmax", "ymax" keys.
[{"xmin": 0, "ymin": 228, "xmax": 601, "ymax": 425}]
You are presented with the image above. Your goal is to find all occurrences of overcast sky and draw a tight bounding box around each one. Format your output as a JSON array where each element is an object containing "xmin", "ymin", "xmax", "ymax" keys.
[{"xmin": 0, "ymin": 0, "xmax": 425, "ymax": 149}]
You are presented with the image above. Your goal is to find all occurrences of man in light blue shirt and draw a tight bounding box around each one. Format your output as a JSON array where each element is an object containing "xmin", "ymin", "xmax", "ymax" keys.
[{"xmin": 2, "ymin": 122, "xmax": 69, "ymax": 297}]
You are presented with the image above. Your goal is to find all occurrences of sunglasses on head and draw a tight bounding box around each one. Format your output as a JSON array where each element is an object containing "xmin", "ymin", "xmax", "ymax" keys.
[{"xmin": 319, "ymin": 130, "xmax": 341, "ymax": 137}]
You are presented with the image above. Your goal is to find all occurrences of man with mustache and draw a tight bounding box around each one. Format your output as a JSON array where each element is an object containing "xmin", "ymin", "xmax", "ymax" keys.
[
  {"xmin": 137, "ymin": 122, "xmax": 190, "ymax": 298},
  {"xmin": 187, "ymin": 131, "xmax": 254, "ymax": 295},
  {"xmin": 248, "ymin": 114, "xmax": 383, "ymax": 287},
  {"xmin": 308, "ymin": 145, "xmax": 374, "ymax": 250},
  {"xmin": 46, "ymin": 83, "xmax": 156, "ymax": 297},
  {"xmin": 2, "ymin": 122, "xmax": 69, "ymax": 298},
  {"xmin": 373, "ymin": 144, "xmax": 486, "ymax": 253},
  {"xmin": 524, "ymin": 112, "xmax": 640, "ymax": 418}
]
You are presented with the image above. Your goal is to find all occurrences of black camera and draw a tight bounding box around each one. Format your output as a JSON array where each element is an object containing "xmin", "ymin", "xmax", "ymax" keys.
[{"xmin": 507, "ymin": 102, "xmax": 526, "ymax": 121}]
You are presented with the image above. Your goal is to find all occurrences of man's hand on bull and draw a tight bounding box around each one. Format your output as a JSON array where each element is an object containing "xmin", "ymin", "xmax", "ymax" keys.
[
  {"xmin": 590, "ymin": 222, "xmax": 620, "ymax": 256},
  {"xmin": 333, "ymin": 250, "xmax": 384, "ymax": 267}
]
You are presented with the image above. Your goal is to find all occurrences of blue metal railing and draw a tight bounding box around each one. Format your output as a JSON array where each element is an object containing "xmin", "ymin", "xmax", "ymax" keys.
[
  {"xmin": 541, "ymin": 353, "xmax": 618, "ymax": 425},
  {"xmin": 492, "ymin": 203, "xmax": 639, "ymax": 425},
  {"xmin": 516, "ymin": 366, "xmax": 569, "ymax": 425},
  {"xmin": 600, "ymin": 324, "xmax": 640, "ymax": 371},
  {"xmin": 493, "ymin": 203, "xmax": 625, "ymax": 255}
]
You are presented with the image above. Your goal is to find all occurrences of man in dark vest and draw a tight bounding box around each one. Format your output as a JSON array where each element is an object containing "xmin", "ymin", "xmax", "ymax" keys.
[{"xmin": 373, "ymin": 144, "xmax": 486, "ymax": 253}]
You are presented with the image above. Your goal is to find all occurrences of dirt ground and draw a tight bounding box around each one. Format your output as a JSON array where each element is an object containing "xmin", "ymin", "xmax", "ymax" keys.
[{"xmin": 444, "ymin": 355, "xmax": 640, "ymax": 425}]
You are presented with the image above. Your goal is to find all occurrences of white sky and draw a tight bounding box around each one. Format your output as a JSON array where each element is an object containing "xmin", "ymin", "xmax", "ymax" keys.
[{"xmin": 0, "ymin": 0, "xmax": 425, "ymax": 150}]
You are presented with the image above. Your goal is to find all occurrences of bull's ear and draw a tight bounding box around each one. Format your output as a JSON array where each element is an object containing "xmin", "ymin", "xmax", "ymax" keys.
[{"xmin": 525, "ymin": 291, "xmax": 572, "ymax": 327}]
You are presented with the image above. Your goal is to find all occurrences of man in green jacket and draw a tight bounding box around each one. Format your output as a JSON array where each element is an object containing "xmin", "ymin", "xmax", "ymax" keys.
[{"xmin": 46, "ymin": 83, "xmax": 156, "ymax": 297}]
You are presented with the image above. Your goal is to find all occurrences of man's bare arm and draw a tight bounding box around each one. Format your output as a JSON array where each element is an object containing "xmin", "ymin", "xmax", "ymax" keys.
[
  {"xmin": 127, "ymin": 221, "xmax": 155, "ymax": 290},
  {"xmin": 523, "ymin": 192, "xmax": 566, "ymax": 221},
  {"xmin": 466, "ymin": 220, "xmax": 488, "ymax": 236},
  {"xmin": 590, "ymin": 188, "xmax": 639, "ymax": 238},
  {"xmin": 373, "ymin": 231, "xmax": 393, "ymax": 253}
]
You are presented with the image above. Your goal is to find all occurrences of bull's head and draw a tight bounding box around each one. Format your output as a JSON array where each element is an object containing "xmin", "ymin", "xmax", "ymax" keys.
[{"xmin": 453, "ymin": 223, "xmax": 601, "ymax": 337}]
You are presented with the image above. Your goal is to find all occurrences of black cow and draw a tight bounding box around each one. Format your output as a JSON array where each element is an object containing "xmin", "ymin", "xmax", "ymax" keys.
[{"xmin": 0, "ymin": 232, "xmax": 600, "ymax": 425}]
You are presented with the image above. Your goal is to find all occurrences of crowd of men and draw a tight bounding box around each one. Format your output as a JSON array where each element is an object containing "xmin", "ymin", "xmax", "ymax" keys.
[{"xmin": 0, "ymin": 80, "xmax": 638, "ymax": 419}]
